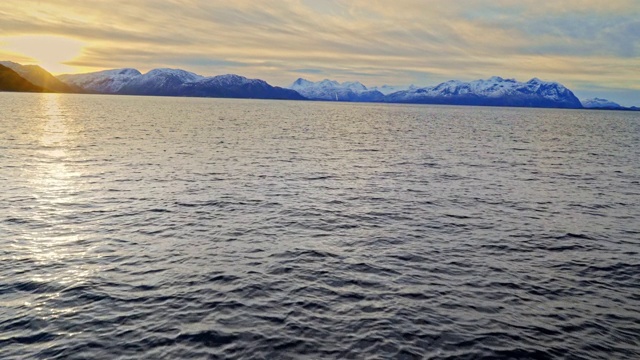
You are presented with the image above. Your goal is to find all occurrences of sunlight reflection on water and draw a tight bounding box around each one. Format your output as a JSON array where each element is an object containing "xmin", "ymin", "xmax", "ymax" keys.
[
  {"xmin": 16, "ymin": 95, "xmax": 94, "ymax": 312},
  {"xmin": 1, "ymin": 94, "xmax": 638, "ymax": 359}
]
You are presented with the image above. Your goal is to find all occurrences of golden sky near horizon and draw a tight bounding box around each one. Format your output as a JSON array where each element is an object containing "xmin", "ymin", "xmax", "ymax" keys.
[{"xmin": 1, "ymin": 0, "xmax": 639, "ymax": 104}]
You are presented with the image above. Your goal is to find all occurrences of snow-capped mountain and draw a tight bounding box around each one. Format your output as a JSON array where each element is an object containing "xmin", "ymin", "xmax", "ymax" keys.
[
  {"xmin": 58, "ymin": 68, "xmax": 142, "ymax": 94},
  {"xmin": 289, "ymin": 78, "xmax": 384, "ymax": 102},
  {"xmin": 2, "ymin": 59, "xmax": 633, "ymax": 109},
  {"xmin": 56, "ymin": 65, "xmax": 626, "ymax": 109},
  {"xmin": 58, "ymin": 68, "xmax": 303, "ymax": 100},
  {"xmin": 385, "ymin": 77, "xmax": 583, "ymax": 108},
  {"xmin": 0, "ymin": 61, "xmax": 78, "ymax": 92},
  {"xmin": 371, "ymin": 84, "xmax": 417, "ymax": 95},
  {"xmin": 118, "ymin": 68, "xmax": 204, "ymax": 96},
  {"xmin": 288, "ymin": 76, "xmax": 583, "ymax": 108},
  {"xmin": 179, "ymin": 74, "xmax": 305, "ymax": 99},
  {"xmin": 581, "ymin": 98, "xmax": 623, "ymax": 109}
]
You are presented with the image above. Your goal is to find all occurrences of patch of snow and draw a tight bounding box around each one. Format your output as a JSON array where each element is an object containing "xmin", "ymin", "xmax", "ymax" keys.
[
  {"xmin": 288, "ymin": 78, "xmax": 383, "ymax": 101},
  {"xmin": 143, "ymin": 68, "xmax": 204, "ymax": 83},
  {"xmin": 57, "ymin": 68, "xmax": 142, "ymax": 93},
  {"xmin": 201, "ymin": 74, "xmax": 260, "ymax": 86},
  {"xmin": 581, "ymin": 98, "xmax": 622, "ymax": 109},
  {"xmin": 371, "ymin": 84, "xmax": 417, "ymax": 95}
]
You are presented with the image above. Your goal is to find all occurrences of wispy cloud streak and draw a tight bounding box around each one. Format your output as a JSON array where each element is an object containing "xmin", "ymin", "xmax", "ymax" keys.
[{"xmin": 0, "ymin": 0, "xmax": 638, "ymax": 104}]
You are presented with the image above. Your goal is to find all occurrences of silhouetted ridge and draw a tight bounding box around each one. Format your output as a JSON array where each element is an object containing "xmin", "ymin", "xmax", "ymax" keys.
[
  {"xmin": 0, "ymin": 61, "xmax": 80, "ymax": 93},
  {"xmin": 0, "ymin": 64, "xmax": 45, "ymax": 92}
]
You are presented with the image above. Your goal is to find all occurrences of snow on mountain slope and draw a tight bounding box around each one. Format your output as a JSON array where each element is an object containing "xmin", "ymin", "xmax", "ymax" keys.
[
  {"xmin": 342, "ymin": 81, "xmax": 367, "ymax": 92},
  {"xmin": 581, "ymin": 98, "xmax": 623, "ymax": 109},
  {"xmin": 385, "ymin": 77, "xmax": 583, "ymax": 108},
  {"xmin": 55, "ymin": 66, "xmax": 596, "ymax": 109},
  {"xmin": 118, "ymin": 68, "xmax": 204, "ymax": 95},
  {"xmin": 148, "ymin": 68, "xmax": 204, "ymax": 83},
  {"xmin": 180, "ymin": 74, "xmax": 305, "ymax": 100},
  {"xmin": 57, "ymin": 68, "xmax": 142, "ymax": 94},
  {"xmin": 200, "ymin": 74, "xmax": 258, "ymax": 87},
  {"xmin": 58, "ymin": 67, "xmax": 303, "ymax": 100},
  {"xmin": 289, "ymin": 78, "xmax": 384, "ymax": 101},
  {"xmin": 371, "ymin": 84, "xmax": 417, "ymax": 95}
]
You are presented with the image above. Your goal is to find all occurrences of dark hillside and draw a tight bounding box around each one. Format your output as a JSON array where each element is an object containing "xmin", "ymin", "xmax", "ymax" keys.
[{"xmin": 0, "ymin": 64, "xmax": 45, "ymax": 92}]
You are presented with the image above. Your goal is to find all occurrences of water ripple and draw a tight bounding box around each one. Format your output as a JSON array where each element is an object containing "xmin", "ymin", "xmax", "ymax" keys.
[{"xmin": 1, "ymin": 94, "xmax": 639, "ymax": 359}]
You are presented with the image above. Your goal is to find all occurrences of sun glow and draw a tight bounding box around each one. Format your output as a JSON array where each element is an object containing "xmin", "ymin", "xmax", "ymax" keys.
[{"xmin": 0, "ymin": 35, "xmax": 85, "ymax": 74}]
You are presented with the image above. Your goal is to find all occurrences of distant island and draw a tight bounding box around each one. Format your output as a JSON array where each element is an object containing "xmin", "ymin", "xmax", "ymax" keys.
[{"xmin": 1, "ymin": 60, "xmax": 638, "ymax": 111}]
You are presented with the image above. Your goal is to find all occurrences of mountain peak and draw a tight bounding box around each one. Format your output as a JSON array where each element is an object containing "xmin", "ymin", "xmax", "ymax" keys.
[
  {"xmin": 319, "ymin": 79, "xmax": 341, "ymax": 87},
  {"xmin": 213, "ymin": 73, "xmax": 247, "ymax": 81},
  {"xmin": 204, "ymin": 74, "xmax": 260, "ymax": 87},
  {"xmin": 117, "ymin": 68, "xmax": 141, "ymax": 75},
  {"xmin": 581, "ymin": 97, "xmax": 622, "ymax": 109},
  {"xmin": 342, "ymin": 81, "xmax": 367, "ymax": 91},
  {"xmin": 293, "ymin": 77, "xmax": 311, "ymax": 84},
  {"xmin": 287, "ymin": 77, "xmax": 383, "ymax": 101},
  {"xmin": 371, "ymin": 84, "xmax": 417, "ymax": 95},
  {"xmin": 57, "ymin": 68, "xmax": 142, "ymax": 93},
  {"xmin": 144, "ymin": 68, "xmax": 203, "ymax": 83}
]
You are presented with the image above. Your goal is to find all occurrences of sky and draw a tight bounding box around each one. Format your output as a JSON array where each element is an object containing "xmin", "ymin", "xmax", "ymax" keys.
[{"xmin": 0, "ymin": 0, "xmax": 639, "ymax": 106}]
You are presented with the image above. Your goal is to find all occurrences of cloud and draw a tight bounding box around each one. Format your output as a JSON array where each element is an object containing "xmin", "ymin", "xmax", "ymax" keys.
[
  {"xmin": 292, "ymin": 69, "xmax": 326, "ymax": 75},
  {"xmin": 0, "ymin": 0, "xmax": 638, "ymax": 104}
]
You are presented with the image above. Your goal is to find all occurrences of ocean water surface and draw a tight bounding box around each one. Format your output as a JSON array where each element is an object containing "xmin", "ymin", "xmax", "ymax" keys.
[{"xmin": 1, "ymin": 93, "xmax": 639, "ymax": 359}]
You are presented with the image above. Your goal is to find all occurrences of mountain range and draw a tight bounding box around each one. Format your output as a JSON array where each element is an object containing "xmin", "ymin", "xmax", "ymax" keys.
[
  {"xmin": 384, "ymin": 77, "xmax": 583, "ymax": 108},
  {"xmin": 59, "ymin": 68, "xmax": 303, "ymax": 100},
  {"xmin": 290, "ymin": 78, "xmax": 384, "ymax": 102},
  {"xmin": 0, "ymin": 60, "xmax": 637, "ymax": 110},
  {"xmin": 291, "ymin": 76, "xmax": 586, "ymax": 108}
]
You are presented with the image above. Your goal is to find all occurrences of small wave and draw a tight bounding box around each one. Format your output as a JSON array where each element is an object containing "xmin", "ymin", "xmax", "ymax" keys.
[
  {"xmin": 302, "ymin": 175, "xmax": 335, "ymax": 180},
  {"xmin": 0, "ymin": 332, "xmax": 57, "ymax": 346},
  {"xmin": 1, "ymin": 96, "xmax": 638, "ymax": 360},
  {"xmin": 175, "ymin": 330, "xmax": 238, "ymax": 347},
  {"xmin": 147, "ymin": 208, "xmax": 172, "ymax": 213},
  {"xmin": 554, "ymin": 233, "xmax": 595, "ymax": 240}
]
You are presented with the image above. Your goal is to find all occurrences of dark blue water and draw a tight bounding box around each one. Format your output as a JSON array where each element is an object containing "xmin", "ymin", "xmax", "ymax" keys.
[{"xmin": 1, "ymin": 93, "xmax": 639, "ymax": 359}]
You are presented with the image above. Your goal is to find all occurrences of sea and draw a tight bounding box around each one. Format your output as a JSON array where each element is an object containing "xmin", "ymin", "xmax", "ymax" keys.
[{"xmin": 1, "ymin": 93, "xmax": 639, "ymax": 359}]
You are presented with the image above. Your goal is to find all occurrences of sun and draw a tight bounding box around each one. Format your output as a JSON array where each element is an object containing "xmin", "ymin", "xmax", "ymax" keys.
[{"xmin": 0, "ymin": 35, "xmax": 85, "ymax": 74}]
